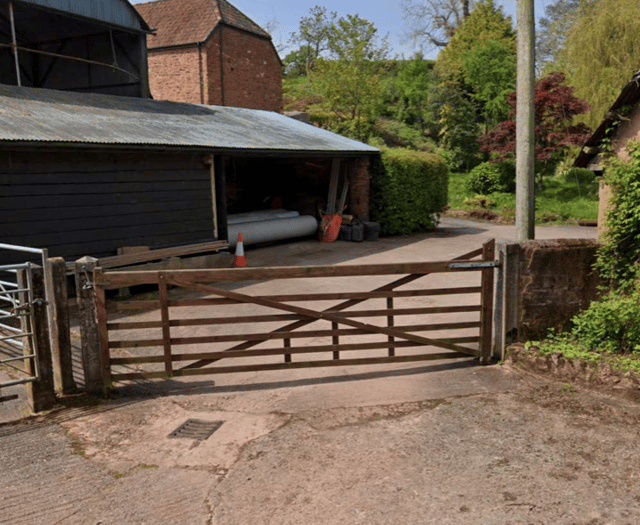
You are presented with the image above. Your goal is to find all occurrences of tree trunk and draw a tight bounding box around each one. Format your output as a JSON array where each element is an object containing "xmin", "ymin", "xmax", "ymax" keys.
[{"xmin": 462, "ymin": 0, "xmax": 471, "ymax": 18}]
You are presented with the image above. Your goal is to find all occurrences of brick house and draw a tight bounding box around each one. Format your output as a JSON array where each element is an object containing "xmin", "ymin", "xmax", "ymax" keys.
[
  {"xmin": 575, "ymin": 69, "xmax": 640, "ymax": 237},
  {"xmin": 135, "ymin": 0, "xmax": 282, "ymax": 111}
]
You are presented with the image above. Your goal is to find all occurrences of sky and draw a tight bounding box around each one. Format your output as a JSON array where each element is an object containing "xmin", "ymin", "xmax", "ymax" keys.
[{"xmin": 131, "ymin": 0, "xmax": 551, "ymax": 60}]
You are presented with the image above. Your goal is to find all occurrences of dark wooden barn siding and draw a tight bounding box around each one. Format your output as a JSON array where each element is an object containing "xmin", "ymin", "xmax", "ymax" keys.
[{"xmin": 0, "ymin": 150, "xmax": 214, "ymax": 261}]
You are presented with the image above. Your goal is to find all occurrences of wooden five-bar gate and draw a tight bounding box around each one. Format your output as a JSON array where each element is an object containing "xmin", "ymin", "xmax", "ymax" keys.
[{"xmin": 92, "ymin": 240, "xmax": 496, "ymax": 388}]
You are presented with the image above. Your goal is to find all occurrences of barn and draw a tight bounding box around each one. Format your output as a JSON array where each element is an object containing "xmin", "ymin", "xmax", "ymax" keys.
[
  {"xmin": 0, "ymin": 85, "xmax": 378, "ymax": 263},
  {"xmin": 0, "ymin": 0, "xmax": 151, "ymax": 97},
  {"xmin": 0, "ymin": 0, "xmax": 378, "ymax": 266}
]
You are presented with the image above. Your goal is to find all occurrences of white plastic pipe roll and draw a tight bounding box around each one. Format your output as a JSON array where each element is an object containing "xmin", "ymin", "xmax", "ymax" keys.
[
  {"xmin": 228, "ymin": 215, "xmax": 318, "ymax": 247},
  {"xmin": 227, "ymin": 209, "xmax": 299, "ymax": 225}
]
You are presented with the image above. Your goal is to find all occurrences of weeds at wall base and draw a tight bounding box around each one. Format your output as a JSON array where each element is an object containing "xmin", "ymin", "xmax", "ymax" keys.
[{"xmin": 507, "ymin": 343, "xmax": 640, "ymax": 403}]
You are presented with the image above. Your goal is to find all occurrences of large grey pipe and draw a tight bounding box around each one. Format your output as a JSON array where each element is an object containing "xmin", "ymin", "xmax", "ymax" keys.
[{"xmin": 228, "ymin": 215, "xmax": 318, "ymax": 248}]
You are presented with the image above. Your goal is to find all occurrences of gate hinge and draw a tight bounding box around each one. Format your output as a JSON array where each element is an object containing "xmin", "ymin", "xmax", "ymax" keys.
[{"xmin": 448, "ymin": 261, "xmax": 501, "ymax": 269}]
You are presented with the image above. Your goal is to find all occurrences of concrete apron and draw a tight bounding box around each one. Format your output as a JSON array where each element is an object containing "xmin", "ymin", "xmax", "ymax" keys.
[
  {"xmin": 52, "ymin": 219, "xmax": 597, "ymax": 474},
  {"xmin": 2, "ymin": 220, "xmax": 598, "ymax": 470}
]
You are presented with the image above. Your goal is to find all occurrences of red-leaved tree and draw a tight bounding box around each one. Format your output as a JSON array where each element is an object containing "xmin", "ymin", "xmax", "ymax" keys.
[{"xmin": 478, "ymin": 71, "xmax": 592, "ymax": 179}]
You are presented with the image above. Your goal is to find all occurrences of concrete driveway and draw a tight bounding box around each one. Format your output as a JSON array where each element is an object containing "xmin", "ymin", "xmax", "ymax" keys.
[{"xmin": 5, "ymin": 218, "xmax": 632, "ymax": 525}]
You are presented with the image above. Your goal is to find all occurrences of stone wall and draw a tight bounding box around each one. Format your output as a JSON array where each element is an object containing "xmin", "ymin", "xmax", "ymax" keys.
[{"xmin": 517, "ymin": 239, "xmax": 601, "ymax": 341}]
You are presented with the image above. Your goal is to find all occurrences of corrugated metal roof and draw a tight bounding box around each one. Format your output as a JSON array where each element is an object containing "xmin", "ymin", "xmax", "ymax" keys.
[
  {"xmin": 0, "ymin": 85, "xmax": 379, "ymax": 154},
  {"xmin": 17, "ymin": 0, "xmax": 150, "ymax": 32}
]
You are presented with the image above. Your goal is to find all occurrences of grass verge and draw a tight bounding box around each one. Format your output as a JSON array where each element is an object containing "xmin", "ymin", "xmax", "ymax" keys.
[{"xmin": 447, "ymin": 172, "xmax": 599, "ymax": 224}]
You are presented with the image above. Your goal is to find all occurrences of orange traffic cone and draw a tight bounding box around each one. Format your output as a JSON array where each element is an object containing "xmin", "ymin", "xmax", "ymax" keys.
[{"xmin": 233, "ymin": 232, "xmax": 247, "ymax": 268}]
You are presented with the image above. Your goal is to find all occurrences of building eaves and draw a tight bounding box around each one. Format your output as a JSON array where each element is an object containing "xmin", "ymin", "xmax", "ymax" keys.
[
  {"xmin": 18, "ymin": 0, "xmax": 150, "ymax": 33},
  {"xmin": 575, "ymin": 70, "xmax": 640, "ymax": 168},
  {"xmin": 215, "ymin": 0, "xmax": 269, "ymax": 39},
  {"xmin": 0, "ymin": 85, "xmax": 379, "ymax": 156}
]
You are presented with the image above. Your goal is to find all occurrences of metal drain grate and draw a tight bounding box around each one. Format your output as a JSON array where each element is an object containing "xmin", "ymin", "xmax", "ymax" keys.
[{"xmin": 168, "ymin": 419, "xmax": 224, "ymax": 440}]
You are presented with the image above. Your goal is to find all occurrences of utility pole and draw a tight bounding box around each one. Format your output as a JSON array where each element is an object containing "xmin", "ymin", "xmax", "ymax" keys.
[{"xmin": 516, "ymin": 0, "xmax": 535, "ymax": 241}]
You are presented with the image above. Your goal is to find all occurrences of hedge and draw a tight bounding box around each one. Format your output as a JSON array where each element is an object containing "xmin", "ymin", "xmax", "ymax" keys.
[{"xmin": 370, "ymin": 148, "xmax": 449, "ymax": 236}]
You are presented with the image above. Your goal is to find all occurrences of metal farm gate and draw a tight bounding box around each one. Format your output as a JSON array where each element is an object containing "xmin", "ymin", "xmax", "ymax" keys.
[
  {"xmin": 0, "ymin": 243, "xmax": 53, "ymax": 406},
  {"xmin": 92, "ymin": 240, "xmax": 496, "ymax": 388}
]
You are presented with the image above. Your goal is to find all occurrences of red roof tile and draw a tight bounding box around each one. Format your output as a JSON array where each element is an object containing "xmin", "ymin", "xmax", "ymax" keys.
[{"xmin": 135, "ymin": 0, "xmax": 270, "ymax": 49}]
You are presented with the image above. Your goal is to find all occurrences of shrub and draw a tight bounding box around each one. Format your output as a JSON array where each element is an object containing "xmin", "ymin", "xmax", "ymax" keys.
[
  {"xmin": 370, "ymin": 148, "xmax": 448, "ymax": 235},
  {"xmin": 465, "ymin": 161, "xmax": 515, "ymax": 195},
  {"xmin": 596, "ymin": 141, "xmax": 640, "ymax": 291},
  {"xmin": 571, "ymin": 289, "xmax": 640, "ymax": 354}
]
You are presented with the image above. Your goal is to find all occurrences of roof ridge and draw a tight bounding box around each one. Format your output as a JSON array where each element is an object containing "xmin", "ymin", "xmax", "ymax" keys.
[
  {"xmin": 209, "ymin": 0, "xmax": 222, "ymax": 19},
  {"xmin": 134, "ymin": 0, "xmax": 169, "ymax": 5},
  {"xmin": 135, "ymin": 0, "xmax": 271, "ymax": 48},
  {"xmin": 216, "ymin": 0, "xmax": 270, "ymax": 39}
]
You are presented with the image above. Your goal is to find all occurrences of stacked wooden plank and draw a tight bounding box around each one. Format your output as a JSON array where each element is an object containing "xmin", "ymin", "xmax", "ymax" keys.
[{"xmin": 97, "ymin": 240, "xmax": 228, "ymax": 269}]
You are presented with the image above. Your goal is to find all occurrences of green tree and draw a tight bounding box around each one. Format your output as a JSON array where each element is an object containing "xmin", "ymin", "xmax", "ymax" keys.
[
  {"xmin": 463, "ymin": 39, "xmax": 516, "ymax": 127},
  {"xmin": 559, "ymin": 0, "xmax": 640, "ymax": 129},
  {"xmin": 287, "ymin": 6, "xmax": 336, "ymax": 75},
  {"xmin": 400, "ymin": 0, "xmax": 473, "ymax": 49},
  {"xmin": 283, "ymin": 46, "xmax": 315, "ymax": 77},
  {"xmin": 434, "ymin": 82, "xmax": 480, "ymax": 171},
  {"xmin": 394, "ymin": 54, "xmax": 435, "ymax": 132},
  {"xmin": 435, "ymin": 0, "xmax": 515, "ymax": 80},
  {"xmin": 430, "ymin": 0, "xmax": 514, "ymax": 169},
  {"xmin": 311, "ymin": 14, "xmax": 389, "ymax": 140},
  {"xmin": 536, "ymin": 0, "xmax": 597, "ymax": 73}
]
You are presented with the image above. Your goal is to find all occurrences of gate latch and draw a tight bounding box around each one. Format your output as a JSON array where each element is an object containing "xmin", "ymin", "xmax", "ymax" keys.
[
  {"xmin": 10, "ymin": 298, "xmax": 47, "ymax": 316},
  {"xmin": 10, "ymin": 303, "xmax": 32, "ymax": 315},
  {"xmin": 448, "ymin": 261, "xmax": 501, "ymax": 269}
]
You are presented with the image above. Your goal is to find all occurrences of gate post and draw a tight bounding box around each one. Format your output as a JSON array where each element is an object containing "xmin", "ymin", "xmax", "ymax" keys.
[
  {"xmin": 18, "ymin": 266, "xmax": 56, "ymax": 412},
  {"xmin": 48, "ymin": 257, "xmax": 76, "ymax": 394},
  {"xmin": 480, "ymin": 239, "xmax": 495, "ymax": 364},
  {"xmin": 75, "ymin": 256, "xmax": 107, "ymax": 395},
  {"xmin": 494, "ymin": 243, "xmax": 520, "ymax": 361}
]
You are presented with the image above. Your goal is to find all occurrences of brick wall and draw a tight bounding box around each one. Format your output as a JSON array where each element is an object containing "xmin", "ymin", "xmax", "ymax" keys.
[
  {"xmin": 517, "ymin": 239, "xmax": 601, "ymax": 341},
  {"xmin": 348, "ymin": 157, "xmax": 371, "ymax": 221},
  {"xmin": 147, "ymin": 47, "xmax": 204, "ymax": 104},
  {"xmin": 147, "ymin": 26, "xmax": 282, "ymax": 112},
  {"xmin": 205, "ymin": 26, "xmax": 282, "ymax": 111},
  {"xmin": 203, "ymin": 31, "xmax": 223, "ymax": 105}
]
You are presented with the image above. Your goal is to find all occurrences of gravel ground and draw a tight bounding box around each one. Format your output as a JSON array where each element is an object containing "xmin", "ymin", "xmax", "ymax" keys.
[
  {"xmin": 207, "ymin": 375, "xmax": 640, "ymax": 525},
  {"xmin": 3, "ymin": 368, "xmax": 640, "ymax": 525}
]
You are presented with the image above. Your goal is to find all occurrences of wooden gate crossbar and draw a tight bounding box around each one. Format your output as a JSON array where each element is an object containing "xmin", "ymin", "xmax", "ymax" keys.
[
  {"xmin": 168, "ymin": 278, "xmax": 478, "ymax": 355},
  {"xmin": 97, "ymin": 256, "xmax": 485, "ymax": 288},
  {"xmin": 111, "ymin": 337, "xmax": 481, "ymax": 365},
  {"xmin": 181, "ymin": 247, "xmax": 486, "ymax": 370},
  {"xmin": 109, "ymin": 321, "xmax": 481, "ymax": 348},
  {"xmin": 106, "ymin": 304, "xmax": 482, "ymax": 330},
  {"xmin": 113, "ymin": 353, "xmax": 473, "ymax": 381},
  {"xmin": 96, "ymin": 241, "xmax": 495, "ymax": 385},
  {"xmin": 107, "ymin": 286, "xmax": 483, "ymax": 311}
]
